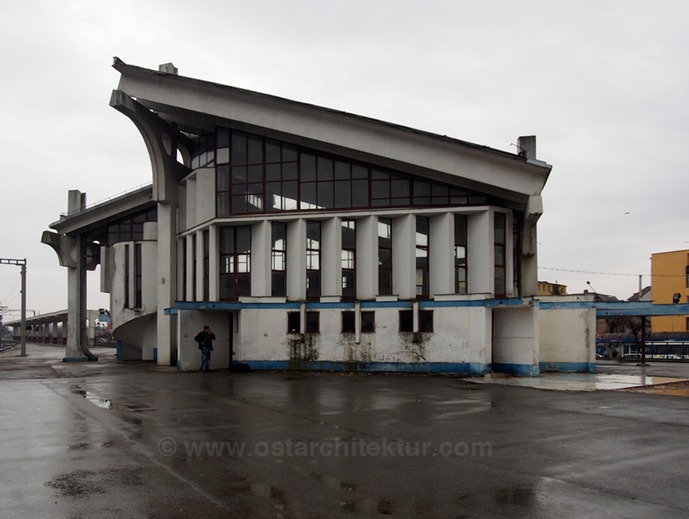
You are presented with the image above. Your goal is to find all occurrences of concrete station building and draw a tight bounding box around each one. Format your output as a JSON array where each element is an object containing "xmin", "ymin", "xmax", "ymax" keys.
[{"xmin": 42, "ymin": 59, "xmax": 595, "ymax": 375}]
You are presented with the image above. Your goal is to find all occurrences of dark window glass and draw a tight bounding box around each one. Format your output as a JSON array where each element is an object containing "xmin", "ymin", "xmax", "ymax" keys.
[
  {"xmin": 283, "ymin": 144, "xmax": 297, "ymax": 162},
  {"xmin": 416, "ymin": 216, "xmax": 430, "ymax": 298},
  {"xmin": 265, "ymin": 139, "xmax": 281, "ymax": 163},
  {"xmin": 287, "ymin": 312, "xmax": 300, "ymax": 333},
  {"xmin": 105, "ymin": 208, "xmax": 157, "ymax": 246},
  {"xmin": 399, "ymin": 310, "xmax": 413, "ymax": 333},
  {"xmin": 306, "ymin": 312, "xmax": 320, "ymax": 333},
  {"xmin": 306, "ymin": 221, "xmax": 321, "ymax": 299},
  {"xmin": 342, "ymin": 219, "xmax": 356, "ymax": 299},
  {"xmin": 317, "ymin": 182, "xmax": 333, "ymax": 208},
  {"xmin": 317, "ymin": 157, "xmax": 333, "ymax": 181},
  {"xmin": 455, "ymin": 214, "xmax": 468, "ymax": 295},
  {"xmin": 378, "ymin": 217, "xmax": 393, "ymax": 296},
  {"xmin": 351, "ymin": 179, "xmax": 368, "ymax": 207},
  {"xmin": 220, "ymin": 226, "xmax": 252, "ymax": 301},
  {"xmin": 247, "ymin": 135, "xmax": 263, "ymax": 164},
  {"xmin": 334, "ymin": 160, "xmax": 350, "ymax": 180},
  {"xmin": 271, "ymin": 222, "xmax": 287, "ymax": 297},
  {"xmin": 232, "ymin": 132, "xmax": 247, "ymax": 164},
  {"xmin": 335, "ymin": 181, "xmax": 351, "ymax": 208},
  {"xmin": 494, "ymin": 212, "xmax": 506, "ymax": 297},
  {"xmin": 419, "ymin": 310, "xmax": 434, "ymax": 333},
  {"xmin": 214, "ymin": 128, "xmax": 499, "ymax": 216},
  {"xmin": 301, "ymin": 153, "xmax": 316, "ymax": 181},
  {"xmin": 283, "ymin": 162, "xmax": 298, "ymax": 180},
  {"xmin": 361, "ymin": 311, "xmax": 375, "ymax": 333},
  {"xmin": 341, "ymin": 311, "xmax": 355, "ymax": 333}
]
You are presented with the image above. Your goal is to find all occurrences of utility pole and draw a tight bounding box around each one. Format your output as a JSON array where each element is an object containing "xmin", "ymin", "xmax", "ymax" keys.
[{"xmin": 0, "ymin": 258, "xmax": 27, "ymax": 356}]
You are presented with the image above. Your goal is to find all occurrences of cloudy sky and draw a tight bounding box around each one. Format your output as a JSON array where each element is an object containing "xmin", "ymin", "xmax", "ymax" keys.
[{"xmin": 1, "ymin": 0, "xmax": 688, "ymax": 316}]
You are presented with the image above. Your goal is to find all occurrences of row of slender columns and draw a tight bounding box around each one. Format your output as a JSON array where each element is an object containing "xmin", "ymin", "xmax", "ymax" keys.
[{"xmin": 179, "ymin": 208, "xmax": 516, "ymax": 302}]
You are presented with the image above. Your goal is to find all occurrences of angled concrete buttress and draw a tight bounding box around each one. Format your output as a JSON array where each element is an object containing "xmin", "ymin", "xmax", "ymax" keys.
[
  {"xmin": 41, "ymin": 190, "xmax": 100, "ymax": 361},
  {"xmin": 109, "ymin": 87, "xmax": 190, "ymax": 366}
]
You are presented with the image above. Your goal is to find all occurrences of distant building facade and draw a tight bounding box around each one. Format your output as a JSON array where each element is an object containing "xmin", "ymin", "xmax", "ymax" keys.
[
  {"xmin": 537, "ymin": 281, "xmax": 567, "ymax": 296},
  {"xmin": 43, "ymin": 59, "xmax": 596, "ymax": 375},
  {"xmin": 651, "ymin": 249, "xmax": 689, "ymax": 332}
]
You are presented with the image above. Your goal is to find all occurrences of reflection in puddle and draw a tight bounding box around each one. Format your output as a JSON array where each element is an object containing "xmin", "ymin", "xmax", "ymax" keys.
[
  {"xmin": 70, "ymin": 385, "xmax": 113, "ymax": 409},
  {"xmin": 467, "ymin": 373, "xmax": 689, "ymax": 391}
]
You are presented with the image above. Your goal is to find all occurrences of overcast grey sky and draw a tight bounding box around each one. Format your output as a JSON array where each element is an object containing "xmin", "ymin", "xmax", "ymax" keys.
[{"xmin": 1, "ymin": 0, "xmax": 688, "ymax": 316}]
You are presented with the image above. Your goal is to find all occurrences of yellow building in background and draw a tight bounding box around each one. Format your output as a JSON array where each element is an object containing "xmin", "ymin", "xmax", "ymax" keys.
[
  {"xmin": 537, "ymin": 281, "xmax": 567, "ymax": 296},
  {"xmin": 651, "ymin": 249, "xmax": 689, "ymax": 332}
]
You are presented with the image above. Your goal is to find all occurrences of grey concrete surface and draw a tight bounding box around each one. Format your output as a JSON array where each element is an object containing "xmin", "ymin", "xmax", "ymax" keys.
[{"xmin": 2, "ymin": 344, "xmax": 689, "ymax": 518}]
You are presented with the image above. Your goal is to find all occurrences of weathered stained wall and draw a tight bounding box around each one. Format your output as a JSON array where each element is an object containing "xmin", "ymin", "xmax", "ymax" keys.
[
  {"xmin": 221, "ymin": 302, "xmax": 493, "ymax": 374},
  {"xmin": 492, "ymin": 305, "xmax": 539, "ymax": 376},
  {"xmin": 539, "ymin": 296, "xmax": 596, "ymax": 372}
]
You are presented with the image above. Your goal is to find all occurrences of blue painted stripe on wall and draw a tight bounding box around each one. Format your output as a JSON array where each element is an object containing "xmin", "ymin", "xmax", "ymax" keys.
[
  {"xmin": 242, "ymin": 360, "xmax": 490, "ymax": 375},
  {"xmin": 360, "ymin": 300, "xmax": 414, "ymax": 309},
  {"xmin": 492, "ymin": 363, "xmax": 540, "ymax": 377},
  {"xmin": 166, "ymin": 299, "xmax": 689, "ymax": 315},
  {"xmin": 418, "ymin": 298, "xmax": 526, "ymax": 309},
  {"xmin": 171, "ymin": 298, "xmax": 533, "ymax": 312},
  {"xmin": 539, "ymin": 362, "xmax": 596, "ymax": 373},
  {"xmin": 242, "ymin": 302, "xmax": 301, "ymax": 309}
]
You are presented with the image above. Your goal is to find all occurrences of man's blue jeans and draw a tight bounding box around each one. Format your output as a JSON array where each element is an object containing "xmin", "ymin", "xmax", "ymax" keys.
[{"xmin": 200, "ymin": 347, "xmax": 212, "ymax": 371}]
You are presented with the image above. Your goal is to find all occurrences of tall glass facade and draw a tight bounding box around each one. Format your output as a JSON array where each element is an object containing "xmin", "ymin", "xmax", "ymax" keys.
[{"xmin": 215, "ymin": 129, "xmax": 490, "ymax": 217}]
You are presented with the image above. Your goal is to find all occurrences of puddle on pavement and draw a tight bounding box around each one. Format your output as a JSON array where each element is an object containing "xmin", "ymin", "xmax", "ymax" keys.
[
  {"xmin": 70, "ymin": 385, "xmax": 113, "ymax": 409},
  {"xmin": 466, "ymin": 373, "xmax": 689, "ymax": 392}
]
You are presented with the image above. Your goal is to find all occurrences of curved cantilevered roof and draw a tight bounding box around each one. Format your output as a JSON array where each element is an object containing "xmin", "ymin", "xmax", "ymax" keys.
[{"xmin": 111, "ymin": 58, "xmax": 551, "ymax": 205}]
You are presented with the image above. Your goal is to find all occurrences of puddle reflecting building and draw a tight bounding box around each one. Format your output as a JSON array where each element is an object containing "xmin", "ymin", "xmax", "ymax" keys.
[{"xmin": 43, "ymin": 59, "xmax": 595, "ymax": 375}]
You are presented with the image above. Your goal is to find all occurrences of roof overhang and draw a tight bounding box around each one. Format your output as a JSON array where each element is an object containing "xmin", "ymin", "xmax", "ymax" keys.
[
  {"xmin": 112, "ymin": 58, "xmax": 552, "ymax": 205},
  {"xmin": 49, "ymin": 184, "xmax": 154, "ymax": 237}
]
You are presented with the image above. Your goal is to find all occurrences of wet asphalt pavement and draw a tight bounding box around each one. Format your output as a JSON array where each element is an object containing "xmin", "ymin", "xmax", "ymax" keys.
[{"xmin": 2, "ymin": 344, "xmax": 689, "ymax": 518}]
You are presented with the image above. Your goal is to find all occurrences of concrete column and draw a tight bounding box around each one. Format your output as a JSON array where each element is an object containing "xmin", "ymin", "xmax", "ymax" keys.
[
  {"xmin": 393, "ymin": 214, "xmax": 415, "ymax": 300},
  {"xmin": 195, "ymin": 230, "xmax": 204, "ymax": 301},
  {"xmin": 251, "ymin": 220, "xmax": 271, "ymax": 297},
  {"xmin": 182, "ymin": 234, "xmax": 196, "ymax": 301},
  {"xmin": 156, "ymin": 202, "xmax": 176, "ymax": 365},
  {"xmin": 357, "ymin": 216, "xmax": 377, "ymax": 300},
  {"xmin": 322, "ymin": 217, "xmax": 339, "ymax": 297},
  {"xmin": 430, "ymin": 212, "xmax": 453, "ymax": 297},
  {"xmin": 209, "ymin": 224, "xmax": 219, "ymax": 301},
  {"xmin": 287, "ymin": 219, "xmax": 306, "ymax": 300}
]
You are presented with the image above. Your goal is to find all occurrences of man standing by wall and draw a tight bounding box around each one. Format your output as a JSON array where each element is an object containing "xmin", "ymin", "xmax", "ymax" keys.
[{"xmin": 194, "ymin": 325, "xmax": 215, "ymax": 372}]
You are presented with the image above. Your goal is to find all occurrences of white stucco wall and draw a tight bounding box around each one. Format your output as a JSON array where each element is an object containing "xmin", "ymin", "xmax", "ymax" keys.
[
  {"xmin": 538, "ymin": 296, "xmax": 596, "ymax": 371},
  {"xmin": 184, "ymin": 302, "xmax": 495, "ymax": 372},
  {"xmin": 492, "ymin": 304, "xmax": 539, "ymax": 375}
]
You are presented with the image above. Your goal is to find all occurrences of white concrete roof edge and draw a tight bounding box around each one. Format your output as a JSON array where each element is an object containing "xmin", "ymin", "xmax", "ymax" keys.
[{"xmin": 112, "ymin": 58, "xmax": 552, "ymax": 200}]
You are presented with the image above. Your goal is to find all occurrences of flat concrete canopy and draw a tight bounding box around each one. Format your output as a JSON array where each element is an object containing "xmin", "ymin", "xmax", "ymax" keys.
[
  {"xmin": 540, "ymin": 300, "xmax": 689, "ymax": 318},
  {"xmin": 2, "ymin": 344, "xmax": 689, "ymax": 518}
]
